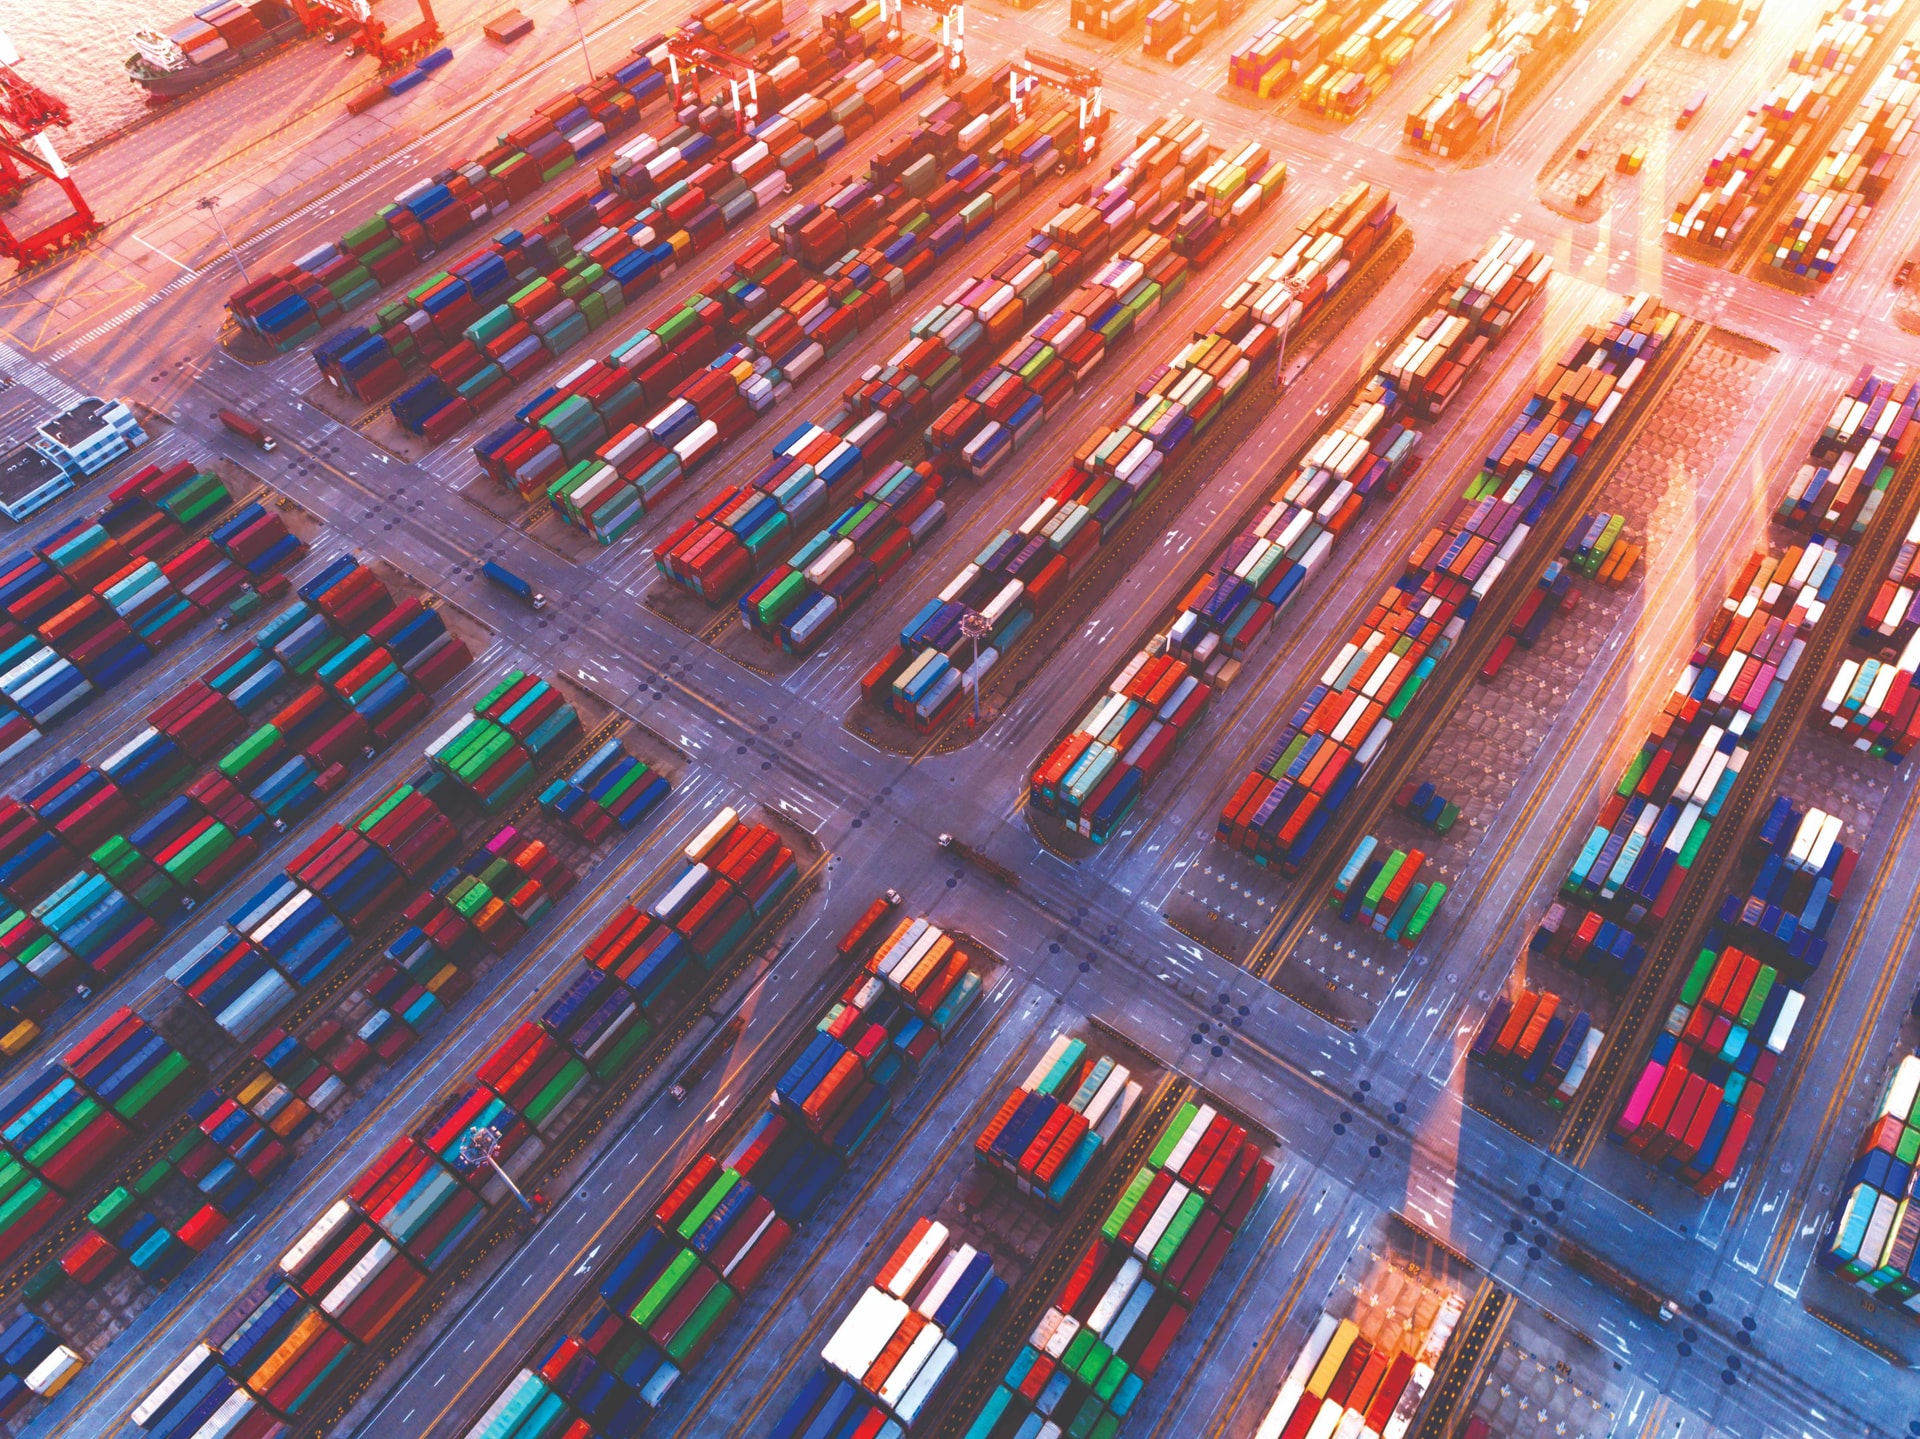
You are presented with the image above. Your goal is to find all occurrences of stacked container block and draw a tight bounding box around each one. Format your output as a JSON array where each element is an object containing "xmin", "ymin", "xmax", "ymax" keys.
[
  {"xmin": 1247, "ymin": 1302, "xmax": 1465, "ymax": 1439},
  {"xmin": 1217, "ymin": 294, "xmax": 1678, "ymax": 871},
  {"xmin": 974, "ymin": 1034, "xmax": 1140, "ymax": 1207},
  {"xmin": 1814, "ymin": 1053, "xmax": 1920, "ymax": 1305},
  {"xmin": 1403, "ymin": 0, "xmax": 1588, "ymax": 157}
]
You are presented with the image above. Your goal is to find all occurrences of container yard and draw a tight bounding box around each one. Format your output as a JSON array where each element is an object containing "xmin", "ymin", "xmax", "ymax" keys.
[{"xmin": 14, "ymin": 0, "xmax": 1920, "ymax": 1428}]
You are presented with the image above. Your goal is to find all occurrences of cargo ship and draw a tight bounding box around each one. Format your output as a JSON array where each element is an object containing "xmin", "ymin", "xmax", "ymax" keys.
[{"xmin": 126, "ymin": 0, "xmax": 307, "ymax": 100}]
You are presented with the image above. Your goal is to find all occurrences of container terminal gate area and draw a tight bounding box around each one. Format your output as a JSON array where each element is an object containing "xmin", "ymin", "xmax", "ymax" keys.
[{"xmin": 9, "ymin": 0, "xmax": 1920, "ymax": 1435}]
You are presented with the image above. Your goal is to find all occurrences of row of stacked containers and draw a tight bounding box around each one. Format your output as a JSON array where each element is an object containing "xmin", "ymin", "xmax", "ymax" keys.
[
  {"xmin": 1665, "ymin": 0, "xmax": 1904, "ymax": 249},
  {"xmin": 225, "ymin": 0, "xmax": 796, "ymax": 353},
  {"xmin": 0, "ymin": 555, "xmax": 462, "ymax": 1062},
  {"xmin": 1249, "ymin": 1301, "xmax": 1466, "ymax": 1439},
  {"xmin": 1402, "ymin": 0, "xmax": 1588, "ymax": 158},
  {"xmin": 0, "ymin": 458, "xmax": 301, "ymax": 756},
  {"xmin": 133, "ymin": 806, "xmax": 796, "ymax": 1439},
  {"xmin": 1477, "ymin": 364, "xmax": 1913, "ymax": 1117},
  {"xmin": 762, "ymin": 135, "xmax": 1313, "ymax": 665},
  {"xmin": 381, "ymin": 23, "xmax": 958, "ymax": 447},
  {"xmin": 479, "ymin": 68, "xmax": 1089, "ymax": 548},
  {"xmin": 846, "ymin": 123, "xmax": 1331, "ymax": 728},
  {"xmin": 718, "ymin": 117, "xmax": 1259, "ymax": 652},
  {"xmin": 455, "ymin": 908, "xmax": 989, "ymax": 1439},
  {"xmin": 772, "ymin": 1215, "xmax": 1007, "ymax": 1434},
  {"xmin": 0, "ymin": 560, "xmax": 478, "ymax": 1283},
  {"xmin": 1217, "ymin": 290, "xmax": 1681, "ymax": 871},
  {"xmin": 657, "ymin": 109, "xmax": 1228, "ymax": 632},
  {"xmin": 958, "ymin": 1098, "xmax": 1272, "ymax": 1439},
  {"xmin": 40, "ymin": 673, "xmax": 617, "ymax": 1357},
  {"xmin": 1817, "ymin": 1051, "xmax": 1920, "ymax": 1305},
  {"xmin": 297, "ymin": 4, "xmax": 950, "ymax": 448},
  {"xmin": 1761, "ymin": 39, "xmax": 1920, "ymax": 283},
  {"xmin": 1031, "ymin": 230, "xmax": 1542, "ymax": 844}
]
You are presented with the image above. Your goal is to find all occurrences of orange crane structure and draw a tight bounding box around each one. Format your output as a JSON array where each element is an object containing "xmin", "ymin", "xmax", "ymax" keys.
[
  {"xmin": 288, "ymin": 0, "xmax": 442, "ymax": 71},
  {"xmin": 0, "ymin": 28, "xmax": 97, "ymax": 268}
]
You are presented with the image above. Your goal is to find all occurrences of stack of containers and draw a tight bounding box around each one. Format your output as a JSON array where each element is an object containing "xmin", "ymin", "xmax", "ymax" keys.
[
  {"xmin": 877, "ymin": 185, "xmax": 1396, "ymax": 735},
  {"xmin": 1673, "ymin": 0, "xmax": 1761, "ymax": 53},
  {"xmin": 1470, "ymin": 975, "xmax": 1604, "ymax": 1106},
  {"xmin": 1560, "ymin": 539, "xmax": 1843, "ymax": 923},
  {"xmin": 1071, "ymin": 0, "xmax": 1146, "ymax": 39},
  {"xmin": 1814, "ymin": 1052, "xmax": 1920, "ymax": 1304},
  {"xmin": 332, "ymin": 18, "xmax": 919, "ymax": 431},
  {"xmin": 1665, "ymin": 0, "xmax": 1904, "ymax": 248},
  {"xmin": 1248, "ymin": 1303, "xmax": 1464, "ymax": 1439},
  {"xmin": 1228, "ymin": 1, "xmax": 1365, "ymax": 99},
  {"xmin": 1403, "ymin": 0, "xmax": 1588, "ymax": 157},
  {"xmin": 1764, "ymin": 41, "xmax": 1920, "ymax": 283},
  {"xmin": 573, "ymin": 807, "xmax": 799, "ymax": 1017},
  {"xmin": 974, "ymin": 1035, "xmax": 1141, "ymax": 1207},
  {"xmin": 1327, "ymin": 834, "xmax": 1447, "ymax": 945},
  {"xmin": 1563, "ymin": 512, "xmax": 1639, "ymax": 582},
  {"xmin": 210, "ymin": 501, "xmax": 306, "ymax": 578},
  {"xmin": 1612, "ymin": 936, "xmax": 1805, "ymax": 1192},
  {"xmin": 425, "ymin": 670, "xmax": 580, "ymax": 812},
  {"xmin": 642, "ymin": 99, "xmax": 1096, "ymax": 594},
  {"xmin": 0, "ymin": 1317, "xmax": 83, "ymax": 1413},
  {"xmin": 539, "ymin": 737, "xmax": 674, "ymax": 838},
  {"xmin": 863, "ymin": 913, "xmax": 987, "ymax": 1035},
  {"xmin": 961, "ymin": 1100, "xmax": 1272, "ymax": 1439},
  {"xmin": 1217, "ymin": 294, "xmax": 1680, "ymax": 872},
  {"xmin": 1524, "ymin": 897, "xmax": 1648, "ymax": 988},
  {"xmin": 1296, "ymin": 0, "xmax": 1457, "ymax": 121},
  {"xmin": 136, "ymin": 805, "xmax": 810, "ymax": 1436},
  {"xmin": 0, "ymin": 1008, "xmax": 194, "ymax": 1265},
  {"xmin": 1141, "ymin": 0, "xmax": 1219, "ymax": 63},
  {"xmin": 1044, "ymin": 233, "xmax": 1542, "ymax": 844},
  {"xmin": 407, "ymin": 824, "xmax": 578, "ymax": 961},
  {"xmin": 226, "ymin": 42, "xmax": 679, "ymax": 351},
  {"xmin": 1775, "ymin": 370, "xmax": 1919, "ymax": 540},
  {"xmin": 778, "ymin": 1218, "xmax": 1005, "ymax": 1432},
  {"xmin": 1833, "ymin": 506, "xmax": 1920, "ymax": 761}
]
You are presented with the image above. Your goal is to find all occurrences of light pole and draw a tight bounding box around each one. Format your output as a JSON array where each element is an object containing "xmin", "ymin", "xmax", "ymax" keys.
[
  {"xmin": 960, "ymin": 611, "xmax": 991, "ymax": 728},
  {"xmin": 1275, "ymin": 289, "xmax": 1296, "ymax": 392},
  {"xmin": 198, "ymin": 196, "xmax": 248, "ymax": 284},
  {"xmin": 566, "ymin": 0, "xmax": 595, "ymax": 80},
  {"xmin": 457, "ymin": 1124, "xmax": 539, "ymax": 1218}
]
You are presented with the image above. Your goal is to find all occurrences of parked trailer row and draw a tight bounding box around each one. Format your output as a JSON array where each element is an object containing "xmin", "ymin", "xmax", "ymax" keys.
[
  {"xmin": 1560, "ymin": 536, "xmax": 1846, "ymax": 925},
  {"xmin": 955, "ymin": 1099, "xmax": 1273, "ymax": 1439},
  {"xmin": 454, "ymin": 904, "xmax": 982, "ymax": 1436},
  {"xmin": 1815, "ymin": 1052, "xmax": 1920, "ymax": 1306},
  {"xmin": 535, "ymin": 85, "xmax": 1089, "ymax": 557},
  {"xmin": 975, "ymin": 1033, "xmax": 1143, "ymax": 1208},
  {"xmin": 0, "ymin": 557, "xmax": 468, "ymax": 1070},
  {"xmin": 1471, "ymin": 974, "xmax": 1605, "ymax": 1107},
  {"xmin": 539, "ymin": 736, "xmax": 673, "ymax": 839},
  {"xmin": 225, "ymin": 0, "xmax": 786, "ymax": 353},
  {"xmin": 1328, "ymin": 834, "xmax": 1446, "ymax": 944},
  {"xmin": 1249, "ymin": 1300, "xmax": 1466, "ymax": 1439},
  {"xmin": 1402, "ymin": 0, "xmax": 1589, "ymax": 158},
  {"xmin": 770, "ymin": 1215, "xmax": 1007, "ymax": 1435},
  {"xmin": 134, "ymin": 806, "xmax": 797, "ymax": 1437},
  {"xmin": 1763, "ymin": 41, "xmax": 1920, "ymax": 283},
  {"xmin": 1218, "ymin": 286, "xmax": 1677, "ymax": 872},
  {"xmin": 1665, "ymin": 0, "xmax": 1905, "ymax": 250},
  {"xmin": 1609, "ymin": 792, "xmax": 1837, "ymax": 1191},
  {"xmin": 1035, "ymin": 228, "xmax": 1538, "ymax": 846},
  {"xmin": 1295, "ymin": 0, "xmax": 1458, "ymax": 122}
]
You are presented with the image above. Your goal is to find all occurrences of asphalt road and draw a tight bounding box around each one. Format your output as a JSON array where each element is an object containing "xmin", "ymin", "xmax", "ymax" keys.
[{"xmin": 11, "ymin": 0, "xmax": 1920, "ymax": 1436}]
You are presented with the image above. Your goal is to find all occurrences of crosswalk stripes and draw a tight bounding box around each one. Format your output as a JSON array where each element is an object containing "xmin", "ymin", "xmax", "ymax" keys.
[{"xmin": 0, "ymin": 341, "xmax": 88, "ymax": 410}]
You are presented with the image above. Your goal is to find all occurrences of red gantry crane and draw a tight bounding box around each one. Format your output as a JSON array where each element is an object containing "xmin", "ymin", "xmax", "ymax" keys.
[
  {"xmin": 0, "ymin": 28, "xmax": 98, "ymax": 267},
  {"xmin": 289, "ymin": 0, "xmax": 441, "ymax": 71}
]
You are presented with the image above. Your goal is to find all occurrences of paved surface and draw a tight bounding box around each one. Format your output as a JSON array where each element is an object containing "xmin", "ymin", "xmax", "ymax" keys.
[{"xmin": 8, "ymin": 0, "xmax": 1920, "ymax": 1436}]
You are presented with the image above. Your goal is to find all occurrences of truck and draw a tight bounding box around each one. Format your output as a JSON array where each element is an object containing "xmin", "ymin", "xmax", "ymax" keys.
[
  {"xmin": 836, "ymin": 891, "xmax": 903, "ymax": 957},
  {"xmin": 938, "ymin": 833, "xmax": 1021, "ymax": 889},
  {"xmin": 482, "ymin": 559, "xmax": 547, "ymax": 609},
  {"xmin": 216, "ymin": 408, "xmax": 276, "ymax": 451},
  {"xmin": 668, "ymin": 1014, "xmax": 746, "ymax": 1104},
  {"xmin": 1555, "ymin": 1236, "xmax": 1675, "ymax": 1321}
]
